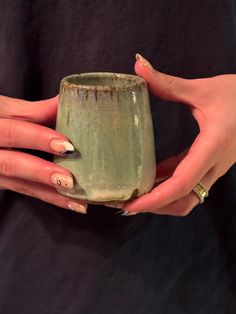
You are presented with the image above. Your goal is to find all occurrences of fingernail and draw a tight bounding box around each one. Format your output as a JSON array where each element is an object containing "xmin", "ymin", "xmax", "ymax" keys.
[
  {"xmin": 105, "ymin": 203, "xmax": 124, "ymax": 209},
  {"xmin": 50, "ymin": 140, "xmax": 74, "ymax": 154},
  {"xmin": 118, "ymin": 210, "xmax": 138, "ymax": 216},
  {"xmin": 135, "ymin": 53, "xmax": 153, "ymax": 71},
  {"xmin": 67, "ymin": 201, "xmax": 87, "ymax": 214},
  {"xmin": 51, "ymin": 173, "xmax": 74, "ymax": 189}
]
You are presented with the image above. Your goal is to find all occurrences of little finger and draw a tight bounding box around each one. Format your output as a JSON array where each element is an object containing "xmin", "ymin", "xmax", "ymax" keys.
[{"xmin": 0, "ymin": 174, "xmax": 87, "ymax": 214}]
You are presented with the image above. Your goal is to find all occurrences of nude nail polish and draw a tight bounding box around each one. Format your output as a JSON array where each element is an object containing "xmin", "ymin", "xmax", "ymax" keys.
[
  {"xmin": 67, "ymin": 202, "xmax": 87, "ymax": 214},
  {"xmin": 51, "ymin": 173, "xmax": 73, "ymax": 189},
  {"xmin": 135, "ymin": 53, "xmax": 153, "ymax": 71},
  {"xmin": 50, "ymin": 140, "xmax": 74, "ymax": 154},
  {"xmin": 105, "ymin": 202, "xmax": 124, "ymax": 209}
]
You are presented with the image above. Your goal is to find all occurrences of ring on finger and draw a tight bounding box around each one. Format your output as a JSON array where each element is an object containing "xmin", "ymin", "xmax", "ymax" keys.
[{"xmin": 192, "ymin": 182, "xmax": 209, "ymax": 204}]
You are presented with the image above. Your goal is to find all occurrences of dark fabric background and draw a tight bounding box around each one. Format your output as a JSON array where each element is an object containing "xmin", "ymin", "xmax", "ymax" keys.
[{"xmin": 0, "ymin": 1, "xmax": 235, "ymax": 313}]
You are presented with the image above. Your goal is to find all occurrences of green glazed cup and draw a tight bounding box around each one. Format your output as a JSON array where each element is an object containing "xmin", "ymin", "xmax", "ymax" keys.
[{"xmin": 54, "ymin": 72, "xmax": 156, "ymax": 203}]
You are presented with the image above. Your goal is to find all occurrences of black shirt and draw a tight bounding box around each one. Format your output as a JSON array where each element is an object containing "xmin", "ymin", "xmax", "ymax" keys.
[{"xmin": 0, "ymin": 1, "xmax": 235, "ymax": 313}]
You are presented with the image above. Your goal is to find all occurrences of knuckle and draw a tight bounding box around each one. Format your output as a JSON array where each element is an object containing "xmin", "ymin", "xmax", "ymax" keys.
[
  {"xmin": 4, "ymin": 120, "xmax": 15, "ymax": 147},
  {"xmin": 166, "ymin": 75, "xmax": 176, "ymax": 88},
  {"xmin": 0, "ymin": 158, "xmax": 16, "ymax": 176},
  {"xmin": 173, "ymin": 176, "xmax": 192, "ymax": 198}
]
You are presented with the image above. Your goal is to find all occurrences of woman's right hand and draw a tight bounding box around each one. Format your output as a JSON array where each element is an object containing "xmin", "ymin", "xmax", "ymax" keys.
[{"xmin": 0, "ymin": 95, "xmax": 87, "ymax": 214}]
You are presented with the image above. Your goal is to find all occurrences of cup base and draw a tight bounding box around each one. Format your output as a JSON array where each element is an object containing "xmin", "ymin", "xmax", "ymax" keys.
[{"xmin": 56, "ymin": 187, "xmax": 139, "ymax": 203}]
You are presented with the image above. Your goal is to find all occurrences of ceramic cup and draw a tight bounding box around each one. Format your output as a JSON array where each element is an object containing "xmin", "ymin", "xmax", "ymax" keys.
[{"xmin": 54, "ymin": 72, "xmax": 156, "ymax": 203}]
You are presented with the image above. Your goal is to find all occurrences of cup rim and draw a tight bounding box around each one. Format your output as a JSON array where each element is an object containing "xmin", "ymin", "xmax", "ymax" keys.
[{"xmin": 61, "ymin": 72, "xmax": 146, "ymax": 91}]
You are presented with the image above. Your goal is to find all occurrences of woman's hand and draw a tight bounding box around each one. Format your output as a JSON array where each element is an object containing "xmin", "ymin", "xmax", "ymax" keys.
[
  {"xmin": 0, "ymin": 95, "xmax": 87, "ymax": 214},
  {"xmin": 123, "ymin": 54, "xmax": 236, "ymax": 216}
]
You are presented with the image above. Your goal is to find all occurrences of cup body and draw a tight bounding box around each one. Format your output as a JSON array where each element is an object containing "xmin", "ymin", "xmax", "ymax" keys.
[{"xmin": 54, "ymin": 72, "xmax": 156, "ymax": 203}]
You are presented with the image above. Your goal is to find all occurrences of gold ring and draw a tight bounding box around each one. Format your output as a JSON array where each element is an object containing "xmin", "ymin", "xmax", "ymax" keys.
[{"xmin": 193, "ymin": 182, "xmax": 209, "ymax": 204}]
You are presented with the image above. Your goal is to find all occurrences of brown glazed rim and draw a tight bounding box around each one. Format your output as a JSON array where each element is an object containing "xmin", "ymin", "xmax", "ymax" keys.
[{"xmin": 61, "ymin": 72, "xmax": 147, "ymax": 91}]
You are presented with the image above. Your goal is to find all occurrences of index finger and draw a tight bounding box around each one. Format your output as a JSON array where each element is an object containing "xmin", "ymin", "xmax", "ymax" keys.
[
  {"xmin": 0, "ymin": 118, "xmax": 74, "ymax": 155},
  {"xmin": 0, "ymin": 95, "xmax": 58, "ymax": 125}
]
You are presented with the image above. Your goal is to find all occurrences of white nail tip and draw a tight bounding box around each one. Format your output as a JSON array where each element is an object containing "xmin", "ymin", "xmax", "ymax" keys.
[
  {"xmin": 50, "ymin": 140, "xmax": 74, "ymax": 153},
  {"xmin": 62, "ymin": 141, "xmax": 74, "ymax": 152}
]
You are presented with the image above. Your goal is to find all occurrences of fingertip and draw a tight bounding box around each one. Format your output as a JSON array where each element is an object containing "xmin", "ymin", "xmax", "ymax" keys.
[
  {"xmin": 35, "ymin": 95, "xmax": 58, "ymax": 107},
  {"xmin": 67, "ymin": 201, "xmax": 87, "ymax": 214},
  {"xmin": 123, "ymin": 198, "xmax": 143, "ymax": 213},
  {"xmin": 134, "ymin": 58, "xmax": 152, "ymax": 79},
  {"xmin": 48, "ymin": 95, "xmax": 59, "ymax": 109},
  {"xmin": 135, "ymin": 53, "xmax": 154, "ymax": 70},
  {"xmin": 51, "ymin": 95, "xmax": 59, "ymax": 104},
  {"xmin": 134, "ymin": 60, "xmax": 143, "ymax": 76}
]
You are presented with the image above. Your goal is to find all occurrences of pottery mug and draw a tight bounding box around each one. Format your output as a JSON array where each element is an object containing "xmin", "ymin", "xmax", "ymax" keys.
[{"xmin": 54, "ymin": 72, "xmax": 156, "ymax": 203}]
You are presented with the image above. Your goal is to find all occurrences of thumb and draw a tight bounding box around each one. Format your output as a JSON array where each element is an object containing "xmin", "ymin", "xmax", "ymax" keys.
[{"xmin": 135, "ymin": 53, "xmax": 196, "ymax": 105}]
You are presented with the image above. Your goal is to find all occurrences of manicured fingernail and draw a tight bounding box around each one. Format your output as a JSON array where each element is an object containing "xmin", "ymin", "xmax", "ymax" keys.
[
  {"xmin": 67, "ymin": 202, "xmax": 87, "ymax": 214},
  {"xmin": 135, "ymin": 53, "xmax": 153, "ymax": 71},
  {"xmin": 118, "ymin": 210, "xmax": 138, "ymax": 216},
  {"xmin": 105, "ymin": 203, "xmax": 124, "ymax": 209},
  {"xmin": 50, "ymin": 140, "xmax": 74, "ymax": 154},
  {"xmin": 51, "ymin": 173, "xmax": 74, "ymax": 189}
]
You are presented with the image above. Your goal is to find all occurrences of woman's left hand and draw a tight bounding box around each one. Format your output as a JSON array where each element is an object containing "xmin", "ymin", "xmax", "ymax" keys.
[{"xmin": 123, "ymin": 54, "xmax": 236, "ymax": 216}]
